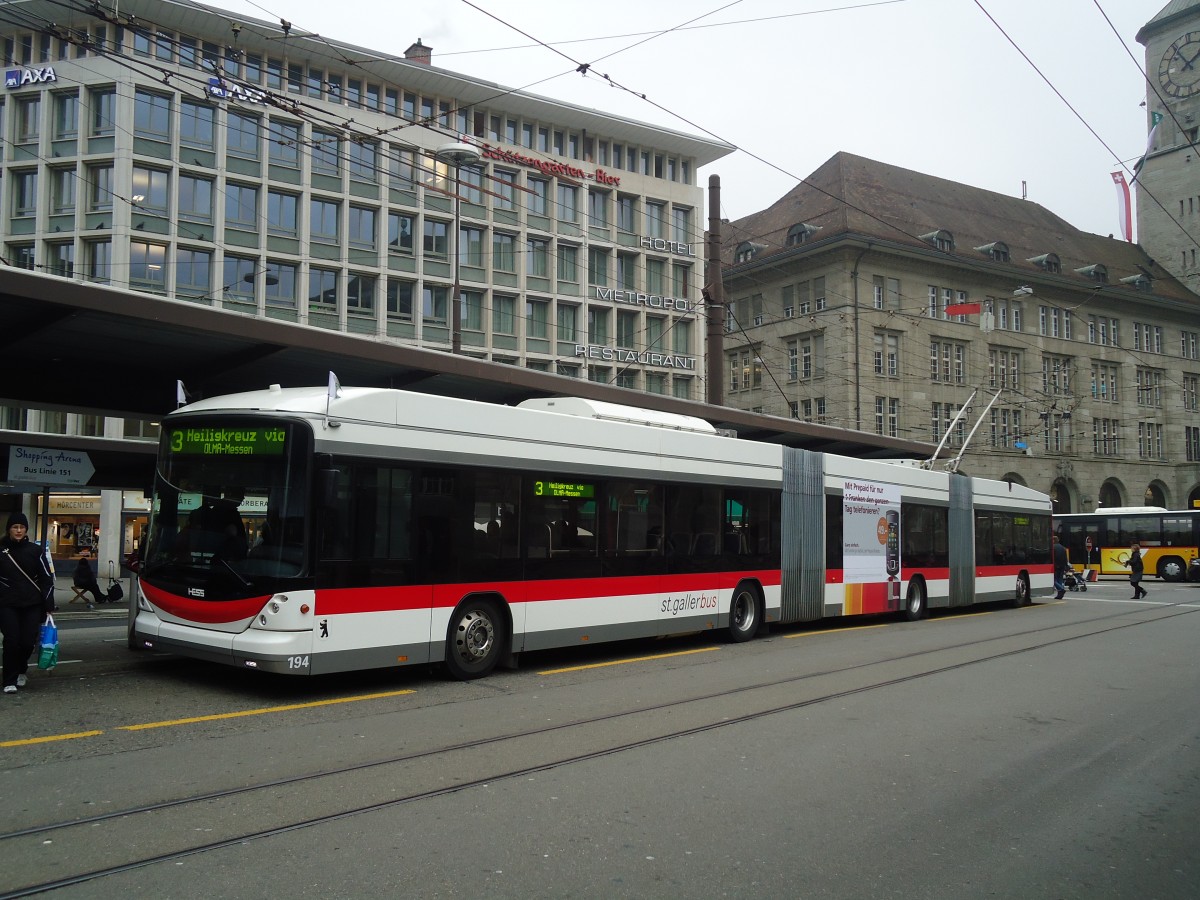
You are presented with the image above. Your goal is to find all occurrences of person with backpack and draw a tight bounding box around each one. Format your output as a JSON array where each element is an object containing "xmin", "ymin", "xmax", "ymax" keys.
[
  {"xmin": 1129, "ymin": 542, "xmax": 1146, "ymax": 600},
  {"xmin": 0, "ymin": 512, "xmax": 55, "ymax": 694}
]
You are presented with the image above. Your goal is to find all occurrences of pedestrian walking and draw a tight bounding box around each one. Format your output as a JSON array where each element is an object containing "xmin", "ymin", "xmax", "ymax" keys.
[
  {"xmin": 1129, "ymin": 541, "xmax": 1146, "ymax": 599},
  {"xmin": 0, "ymin": 512, "xmax": 55, "ymax": 694},
  {"xmin": 1052, "ymin": 535, "xmax": 1069, "ymax": 600}
]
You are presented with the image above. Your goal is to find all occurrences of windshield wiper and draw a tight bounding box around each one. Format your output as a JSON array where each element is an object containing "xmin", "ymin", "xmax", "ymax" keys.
[{"xmin": 216, "ymin": 556, "xmax": 253, "ymax": 589}]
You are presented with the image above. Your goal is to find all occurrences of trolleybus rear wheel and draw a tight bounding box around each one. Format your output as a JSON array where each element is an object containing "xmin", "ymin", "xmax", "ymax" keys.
[
  {"xmin": 728, "ymin": 584, "xmax": 761, "ymax": 643},
  {"xmin": 446, "ymin": 599, "xmax": 505, "ymax": 680},
  {"xmin": 904, "ymin": 579, "xmax": 927, "ymax": 621},
  {"xmin": 1013, "ymin": 574, "xmax": 1031, "ymax": 608}
]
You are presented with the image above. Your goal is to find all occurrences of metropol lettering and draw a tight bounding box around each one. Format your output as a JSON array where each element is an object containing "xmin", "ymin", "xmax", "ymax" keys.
[
  {"xmin": 574, "ymin": 345, "xmax": 697, "ymax": 370},
  {"xmin": 594, "ymin": 287, "xmax": 696, "ymax": 313}
]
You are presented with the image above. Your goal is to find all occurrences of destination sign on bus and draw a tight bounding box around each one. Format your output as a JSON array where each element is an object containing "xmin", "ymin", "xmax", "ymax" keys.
[
  {"xmin": 534, "ymin": 480, "xmax": 595, "ymax": 499},
  {"xmin": 168, "ymin": 428, "xmax": 286, "ymax": 456}
]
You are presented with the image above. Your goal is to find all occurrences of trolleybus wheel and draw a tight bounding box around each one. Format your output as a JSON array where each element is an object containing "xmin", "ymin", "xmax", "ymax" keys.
[
  {"xmin": 728, "ymin": 584, "xmax": 761, "ymax": 643},
  {"xmin": 1013, "ymin": 574, "xmax": 1031, "ymax": 608},
  {"xmin": 446, "ymin": 599, "xmax": 506, "ymax": 680},
  {"xmin": 904, "ymin": 580, "xmax": 927, "ymax": 621}
]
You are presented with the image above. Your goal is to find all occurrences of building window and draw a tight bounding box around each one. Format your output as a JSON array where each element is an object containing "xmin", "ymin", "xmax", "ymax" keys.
[
  {"xmin": 1182, "ymin": 374, "xmax": 1199, "ymax": 411},
  {"xmin": 133, "ymin": 90, "xmax": 171, "ymax": 139},
  {"xmin": 309, "ymin": 267, "xmax": 338, "ymax": 309},
  {"xmin": 617, "ymin": 195, "xmax": 636, "ymax": 232},
  {"xmin": 223, "ymin": 255, "xmax": 256, "ymax": 302},
  {"xmin": 16, "ymin": 96, "xmax": 40, "ymax": 143},
  {"xmin": 616, "ymin": 310, "xmax": 638, "ymax": 349},
  {"xmin": 387, "ymin": 279, "xmax": 414, "ymax": 320},
  {"xmin": 875, "ymin": 397, "xmax": 899, "ymax": 437},
  {"xmin": 557, "ymin": 245, "xmax": 579, "ymax": 283},
  {"xmin": 988, "ymin": 348, "xmax": 1021, "ymax": 390},
  {"xmin": 493, "ymin": 295, "xmax": 516, "ymax": 335},
  {"xmin": 493, "ymin": 233, "xmax": 516, "ymax": 273},
  {"xmin": 527, "ymin": 299, "xmax": 549, "ymax": 339},
  {"xmin": 226, "ymin": 111, "xmax": 260, "ymax": 159},
  {"xmin": 312, "ymin": 130, "xmax": 340, "ymax": 175},
  {"xmin": 90, "ymin": 88, "xmax": 115, "ymax": 136},
  {"xmin": 226, "ymin": 183, "xmax": 259, "ymax": 230},
  {"xmin": 557, "ymin": 303, "xmax": 578, "ymax": 342},
  {"xmin": 87, "ymin": 165, "xmax": 112, "ymax": 212},
  {"xmin": 528, "ymin": 238, "xmax": 549, "ymax": 278},
  {"xmin": 645, "ymin": 201, "xmax": 665, "ymax": 238},
  {"xmin": 180, "ymin": 100, "xmax": 214, "ymax": 148},
  {"xmin": 132, "ymin": 167, "xmax": 169, "ymax": 215},
  {"xmin": 1138, "ymin": 422, "xmax": 1163, "ymax": 459},
  {"xmin": 1093, "ymin": 418, "xmax": 1120, "ymax": 456},
  {"xmin": 1041, "ymin": 355, "xmax": 1072, "ymax": 396},
  {"xmin": 176, "ymin": 248, "xmax": 211, "ymax": 297},
  {"xmin": 424, "ymin": 220, "xmax": 448, "ymax": 258},
  {"xmin": 13, "ymin": 170, "xmax": 37, "ymax": 218},
  {"xmin": 423, "ymin": 285, "xmax": 448, "ymax": 324},
  {"xmin": 989, "ymin": 407, "xmax": 1023, "ymax": 449},
  {"xmin": 347, "ymin": 274, "xmax": 376, "ymax": 315},
  {"xmin": 81, "ymin": 240, "xmax": 108, "ymax": 282},
  {"xmin": 1185, "ymin": 425, "xmax": 1200, "ymax": 462},
  {"xmin": 388, "ymin": 213, "xmax": 413, "ymax": 253},
  {"xmin": 265, "ymin": 261, "xmax": 297, "ymax": 308},
  {"xmin": 874, "ymin": 332, "xmax": 899, "ymax": 377},
  {"xmin": 53, "ymin": 92, "xmax": 78, "ymax": 139},
  {"xmin": 348, "ymin": 206, "xmax": 377, "ymax": 249},
  {"xmin": 1091, "ymin": 363, "xmax": 1120, "ymax": 403},
  {"xmin": 588, "ymin": 248, "xmax": 609, "ymax": 286},
  {"xmin": 269, "ymin": 120, "xmax": 301, "ymax": 167},
  {"xmin": 459, "ymin": 226, "xmax": 485, "ymax": 268},
  {"xmin": 588, "ymin": 190, "xmax": 609, "ymax": 228},
  {"xmin": 267, "ymin": 190, "xmax": 299, "ymax": 236},
  {"xmin": 588, "ymin": 307, "xmax": 609, "ymax": 344},
  {"xmin": 1135, "ymin": 368, "xmax": 1163, "ymax": 407},
  {"xmin": 47, "ymin": 242, "xmax": 74, "ymax": 278},
  {"xmin": 557, "ymin": 184, "xmax": 578, "ymax": 223},
  {"xmin": 129, "ymin": 241, "xmax": 167, "ymax": 291},
  {"xmin": 528, "ymin": 178, "xmax": 548, "ymax": 216},
  {"xmin": 179, "ymin": 175, "xmax": 213, "ymax": 223}
]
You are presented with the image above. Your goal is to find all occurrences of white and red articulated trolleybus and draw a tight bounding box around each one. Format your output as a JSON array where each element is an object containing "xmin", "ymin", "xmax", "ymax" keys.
[{"xmin": 132, "ymin": 385, "xmax": 1053, "ymax": 678}]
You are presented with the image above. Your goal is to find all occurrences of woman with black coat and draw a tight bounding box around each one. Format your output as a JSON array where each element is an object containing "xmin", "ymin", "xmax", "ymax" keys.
[
  {"xmin": 0, "ymin": 512, "xmax": 55, "ymax": 694},
  {"xmin": 1128, "ymin": 541, "xmax": 1146, "ymax": 600}
]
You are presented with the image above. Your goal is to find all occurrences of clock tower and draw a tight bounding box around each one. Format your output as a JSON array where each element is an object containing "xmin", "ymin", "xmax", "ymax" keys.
[{"xmin": 1136, "ymin": 0, "xmax": 1200, "ymax": 293}]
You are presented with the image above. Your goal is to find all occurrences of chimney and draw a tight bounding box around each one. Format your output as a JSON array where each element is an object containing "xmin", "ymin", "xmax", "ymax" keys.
[{"xmin": 405, "ymin": 39, "xmax": 432, "ymax": 65}]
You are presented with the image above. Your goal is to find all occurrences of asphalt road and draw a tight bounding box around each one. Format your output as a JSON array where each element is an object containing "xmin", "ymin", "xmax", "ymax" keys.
[{"xmin": 2, "ymin": 580, "xmax": 1198, "ymax": 899}]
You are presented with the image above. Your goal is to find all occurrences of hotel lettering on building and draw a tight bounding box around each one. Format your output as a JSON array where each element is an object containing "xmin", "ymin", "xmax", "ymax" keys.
[{"xmin": 0, "ymin": 0, "xmax": 731, "ymax": 565}]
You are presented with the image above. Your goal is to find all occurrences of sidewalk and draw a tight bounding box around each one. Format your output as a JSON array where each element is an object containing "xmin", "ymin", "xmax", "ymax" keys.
[{"xmin": 50, "ymin": 575, "xmax": 130, "ymax": 620}]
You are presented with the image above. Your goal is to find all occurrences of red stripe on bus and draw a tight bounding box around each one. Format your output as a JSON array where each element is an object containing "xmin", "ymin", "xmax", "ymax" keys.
[
  {"xmin": 142, "ymin": 582, "xmax": 270, "ymax": 624},
  {"xmin": 314, "ymin": 570, "xmax": 783, "ymax": 616}
]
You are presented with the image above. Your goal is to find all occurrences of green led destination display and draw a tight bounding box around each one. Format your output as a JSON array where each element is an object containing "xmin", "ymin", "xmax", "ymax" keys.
[
  {"xmin": 533, "ymin": 479, "xmax": 595, "ymax": 499},
  {"xmin": 168, "ymin": 427, "xmax": 286, "ymax": 456}
]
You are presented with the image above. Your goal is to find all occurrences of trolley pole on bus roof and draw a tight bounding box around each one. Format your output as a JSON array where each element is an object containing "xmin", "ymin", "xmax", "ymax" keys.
[{"xmin": 706, "ymin": 175, "xmax": 725, "ymax": 407}]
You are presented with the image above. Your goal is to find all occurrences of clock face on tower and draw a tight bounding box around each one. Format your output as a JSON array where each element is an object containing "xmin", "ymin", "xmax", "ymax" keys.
[{"xmin": 1159, "ymin": 31, "xmax": 1200, "ymax": 97}]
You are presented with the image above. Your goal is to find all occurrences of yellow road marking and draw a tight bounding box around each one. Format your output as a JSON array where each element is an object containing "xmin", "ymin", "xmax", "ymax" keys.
[
  {"xmin": 2, "ymin": 690, "xmax": 415, "ymax": 747},
  {"xmin": 117, "ymin": 689, "xmax": 416, "ymax": 731},
  {"xmin": 538, "ymin": 646, "xmax": 719, "ymax": 674},
  {"xmin": 2, "ymin": 730, "xmax": 104, "ymax": 748}
]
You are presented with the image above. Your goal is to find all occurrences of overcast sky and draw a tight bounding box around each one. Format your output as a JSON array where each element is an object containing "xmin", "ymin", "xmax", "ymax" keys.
[{"xmin": 208, "ymin": 0, "xmax": 1161, "ymax": 240}]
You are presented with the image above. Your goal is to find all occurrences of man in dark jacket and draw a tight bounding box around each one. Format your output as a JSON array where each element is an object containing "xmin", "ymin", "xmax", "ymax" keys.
[
  {"xmin": 1052, "ymin": 535, "xmax": 1069, "ymax": 600},
  {"xmin": 0, "ymin": 512, "xmax": 55, "ymax": 693}
]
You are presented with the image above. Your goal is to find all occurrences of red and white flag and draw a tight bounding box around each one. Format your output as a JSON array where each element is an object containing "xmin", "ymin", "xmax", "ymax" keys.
[{"xmin": 1111, "ymin": 171, "xmax": 1132, "ymax": 242}]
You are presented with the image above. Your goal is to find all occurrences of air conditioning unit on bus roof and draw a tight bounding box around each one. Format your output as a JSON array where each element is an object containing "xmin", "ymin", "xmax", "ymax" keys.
[{"xmin": 517, "ymin": 397, "xmax": 718, "ymax": 435}]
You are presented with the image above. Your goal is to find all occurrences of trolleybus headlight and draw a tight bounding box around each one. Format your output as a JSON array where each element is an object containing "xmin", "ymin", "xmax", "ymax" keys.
[
  {"xmin": 259, "ymin": 614, "xmax": 268, "ymax": 626},
  {"xmin": 269, "ymin": 601, "xmax": 281, "ymax": 613}
]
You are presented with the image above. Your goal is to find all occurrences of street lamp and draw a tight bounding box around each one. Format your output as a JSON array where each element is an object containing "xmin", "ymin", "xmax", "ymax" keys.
[{"xmin": 434, "ymin": 141, "xmax": 482, "ymax": 354}]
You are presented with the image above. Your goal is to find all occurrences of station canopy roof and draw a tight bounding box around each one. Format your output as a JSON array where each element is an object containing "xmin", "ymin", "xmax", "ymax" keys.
[{"xmin": 1, "ymin": 269, "xmax": 936, "ymax": 488}]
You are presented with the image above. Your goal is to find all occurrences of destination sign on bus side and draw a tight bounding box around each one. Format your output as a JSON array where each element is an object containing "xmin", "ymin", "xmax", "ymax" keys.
[
  {"xmin": 534, "ymin": 480, "xmax": 595, "ymax": 499},
  {"xmin": 169, "ymin": 428, "xmax": 286, "ymax": 456}
]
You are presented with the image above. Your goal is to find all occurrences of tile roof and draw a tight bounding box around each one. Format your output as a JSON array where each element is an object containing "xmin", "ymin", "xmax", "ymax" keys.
[{"xmin": 723, "ymin": 151, "xmax": 1199, "ymax": 304}]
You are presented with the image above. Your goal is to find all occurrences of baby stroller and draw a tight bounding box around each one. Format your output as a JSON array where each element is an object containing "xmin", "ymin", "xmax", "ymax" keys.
[{"xmin": 1063, "ymin": 569, "xmax": 1087, "ymax": 592}]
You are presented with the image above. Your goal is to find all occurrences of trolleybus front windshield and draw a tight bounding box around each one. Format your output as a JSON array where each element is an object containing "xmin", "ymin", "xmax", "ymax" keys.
[{"xmin": 142, "ymin": 419, "xmax": 311, "ymax": 595}]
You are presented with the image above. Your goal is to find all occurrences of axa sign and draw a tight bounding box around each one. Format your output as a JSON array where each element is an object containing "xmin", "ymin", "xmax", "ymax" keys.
[{"xmin": 5, "ymin": 66, "xmax": 57, "ymax": 88}]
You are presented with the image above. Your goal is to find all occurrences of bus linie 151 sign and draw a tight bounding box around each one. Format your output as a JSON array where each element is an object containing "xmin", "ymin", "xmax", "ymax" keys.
[{"xmin": 169, "ymin": 428, "xmax": 286, "ymax": 456}]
